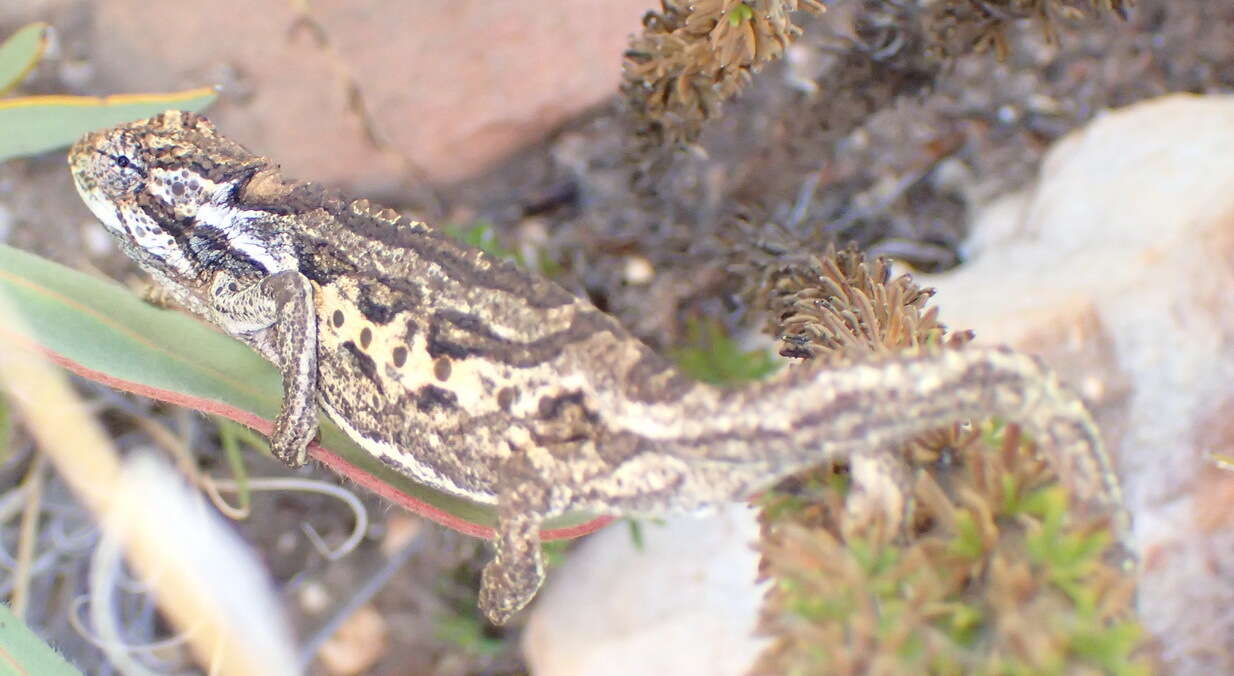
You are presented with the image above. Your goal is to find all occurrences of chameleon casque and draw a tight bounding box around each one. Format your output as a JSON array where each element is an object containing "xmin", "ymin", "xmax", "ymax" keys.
[{"xmin": 68, "ymin": 111, "xmax": 1129, "ymax": 624}]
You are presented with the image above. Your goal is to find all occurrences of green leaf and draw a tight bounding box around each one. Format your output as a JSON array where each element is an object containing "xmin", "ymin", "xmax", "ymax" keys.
[
  {"xmin": 0, "ymin": 244, "xmax": 608, "ymax": 540},
  {"xmin": 0, "ymin": 87, "xmax": 218, "ymax": 162},
  {"xmin": 0, "ymin": 22, "xmax": 49, "ymax": 96},
  {"xmin": 0, "ymin": 602, "xmax": 81, "ymax": 676}
]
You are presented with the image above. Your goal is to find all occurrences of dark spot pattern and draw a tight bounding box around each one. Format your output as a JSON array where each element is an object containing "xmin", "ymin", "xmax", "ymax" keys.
[
  {"xmin": 360, "ymin": 327, "xmax": 372, "ymax": 349},
  {"xmin": 536, "ymin": 391, "xmax": 593, "ymax": 422},
  {"xmin": 497, "ymin": 387, "xmax": 516, "ymax": 412},
  {"xmin": 392, "ymin": 346, "xmax": 407, "ymax": 367},
  {"xmin": 415, "ymin": 385, "xmax": 458, "ymax": 413},
  {"xmin": 357, "ymin": 295, "xmax": 394, "ymax": 325},
  {"xmin": 423, "ymin": 308, "xmax": 618, "ymax": 368},
  {"xmin": 332, "ymin": 205, "xmax": 574, "ymax": 310},
  {"xmin": 426, "ymin": 320, "xmax": 475, "ymax": 360},
  {"xmin": 434, "ymin": 358, "xmax": 452, "ymax": 381},
  {"xmin": 332, "ymin": 310, "xmax": 344, "ymax": 328},
  {"xmin": 353, "ymin": 278, "xmax": 421, "ymax": 325},
  {"xmin": 342, "ymin": 341, "xmax": 382, "ymax": 394},
  {"xmin": 294, "ymin": 236, "xmax": 355, "ymax": 285}
]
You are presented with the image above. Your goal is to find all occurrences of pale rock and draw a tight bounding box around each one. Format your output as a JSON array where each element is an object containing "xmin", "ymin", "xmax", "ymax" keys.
[{"xmin": 522, "ymin": 504, "xmax": 768, "ymax": 676}]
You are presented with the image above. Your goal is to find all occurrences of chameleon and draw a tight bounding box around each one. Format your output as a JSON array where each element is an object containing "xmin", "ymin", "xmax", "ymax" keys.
[{"xmin": 68, "ymin": 111, "xmax": 1130, "ymax": 624}]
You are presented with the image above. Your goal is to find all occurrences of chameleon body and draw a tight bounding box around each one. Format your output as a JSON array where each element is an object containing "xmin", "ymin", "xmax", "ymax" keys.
[{"xmin": 68, "ymin": 111, "xmax": 1128, "ymax": 624}]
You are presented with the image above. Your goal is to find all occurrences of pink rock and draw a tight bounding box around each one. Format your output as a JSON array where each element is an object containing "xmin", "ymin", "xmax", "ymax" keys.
[{"xmin": 87, "ymin": 0, "xmax": 651, "ymax": 192}]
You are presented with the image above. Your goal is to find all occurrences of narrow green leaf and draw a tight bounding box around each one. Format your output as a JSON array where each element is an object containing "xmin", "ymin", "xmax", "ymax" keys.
[
  {"xmin": 0, "ymin": 87, "xmax": 218, "ymax": 162},
  {"xmin": 214, "ymin": 416, "xmax": 254, "ymax": 515},
  {"xmin": 0, "ymin": 601, "xmax": 81, "ymax": 676},
  {"xmin": 0, "ymin": 244, "xmax": 607, "ymax": 539},
  {"xmin": 0, "ymin": 23, "xmax": 48, "ymax": 96}
]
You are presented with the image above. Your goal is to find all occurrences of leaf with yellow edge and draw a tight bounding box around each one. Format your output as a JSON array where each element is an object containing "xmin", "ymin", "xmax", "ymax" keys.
[{"xmin": 0, "ymin": 87, "xmax": 218, "ymax": 162}]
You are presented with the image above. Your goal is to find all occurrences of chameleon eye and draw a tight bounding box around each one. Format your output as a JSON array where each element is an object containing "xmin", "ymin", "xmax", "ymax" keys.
[{"xmin": 113, "ymin": 154, "xmax": 131, "ymax": 169}]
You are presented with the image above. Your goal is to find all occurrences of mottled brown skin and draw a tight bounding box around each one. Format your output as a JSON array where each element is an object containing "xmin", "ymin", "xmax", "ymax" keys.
[{"xmin": 68, "ymin": 111, "xmax": 1131, "ymax": 624}]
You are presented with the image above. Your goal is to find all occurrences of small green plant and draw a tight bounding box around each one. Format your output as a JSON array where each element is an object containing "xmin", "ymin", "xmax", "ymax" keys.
[
  {"xmin": 442, "ymin": 220, "xmax": 522, "ymax": 263},
  {"xmin": 433, "ymin": 611, "xmax": 505, "ymax": 658},
  {"xmin": 541, "ymin": 539, "xmax": 569, "ymax": 569},
  {"xmin": 669, "ymin": 318, "xmax": 779, "ymax": 386}
]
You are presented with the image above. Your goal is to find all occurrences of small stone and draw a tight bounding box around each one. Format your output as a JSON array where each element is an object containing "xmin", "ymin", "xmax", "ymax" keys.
[
  {"xmin": 317, "ymin": 604, "xmax": 388, "ymax": 676},
  {"xmin": 622, "ymin": 256, "xmax": 655, "ymax": 285}
]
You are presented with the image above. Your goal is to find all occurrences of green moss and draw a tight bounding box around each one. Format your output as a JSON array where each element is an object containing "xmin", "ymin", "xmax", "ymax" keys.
[{"xmin": 669, "ymin": 318, "xmax": 779, "ymax": 386}]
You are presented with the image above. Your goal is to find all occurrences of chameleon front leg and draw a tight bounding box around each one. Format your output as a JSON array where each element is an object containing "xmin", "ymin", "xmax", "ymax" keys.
[
  {"xmin": 478, "ymin": 476, "xmax": 550, "ymax": 625},
  {"xmin": 209, "ymin": 269, "xmax": 320, "ymax": 467}
]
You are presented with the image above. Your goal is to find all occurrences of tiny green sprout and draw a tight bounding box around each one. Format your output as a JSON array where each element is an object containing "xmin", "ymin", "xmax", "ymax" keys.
[
  {"xmin": 947, "ymin": 511, "xmax": 985, "ymax": 560},
  {"xmin": 999, "ymin": 472, "xmax": 1023, "ymax": 516},
  {"xmin": 1069, "ymin": 621, "xmax": 1149, "ymax": 676},
  {"xmin": 726, "ymin": 2, "xmax": 755, "ymax": 26},
  {"xmin": 939, "ymin": 602, "xmax": 984, "ymax": 647},
  {"xmin": 978, "ymin": 417, "xmax": 1008, "ymax": 449},
  {"xmin": 443, "ymin": 220, "xmax": 522, "ymax": 264},
  {"xmin": 541, "ymin": 539, "xmax": 569, "ymax": 569},
  {"xmin": 433, "ymin": 612, "xmax": 504, "ymax": 657},
  {"xmin": 626, "ymin": 518, "xmax": 645, "ymax": 550}
]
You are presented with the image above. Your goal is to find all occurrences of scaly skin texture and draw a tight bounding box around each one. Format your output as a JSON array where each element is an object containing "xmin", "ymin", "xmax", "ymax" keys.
[{"xmin": 68, "ymin": 111, "xmax": 1130, "ymax": 624}]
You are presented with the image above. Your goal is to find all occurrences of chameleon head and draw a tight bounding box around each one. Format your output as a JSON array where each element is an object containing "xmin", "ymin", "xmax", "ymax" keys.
[{"xmin": 68, "ymin": 110, "xmax": 279, "ymax": 279}]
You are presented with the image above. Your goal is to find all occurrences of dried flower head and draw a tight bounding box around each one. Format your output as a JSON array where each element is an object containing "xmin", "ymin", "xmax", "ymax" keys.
[
  {"xmin": 622, "ymin": 0, "xmax": 825, "ymax": 148},
  {"xmin": 758, "ymin": 244, "xmax": 972, "ymax": 363}
]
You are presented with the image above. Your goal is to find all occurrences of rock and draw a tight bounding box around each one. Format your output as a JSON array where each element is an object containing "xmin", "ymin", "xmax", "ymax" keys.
[
  {"xmin": 920, "ymin": 93, "xmax": 1234, "ymax": 674},
  {"xmin": 522, "ymin": 504, "xmax": 769, "ymax": 676},
  {"xmin": 83, "ymin": 0, "xmax": 652, "ymax": 193}
]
